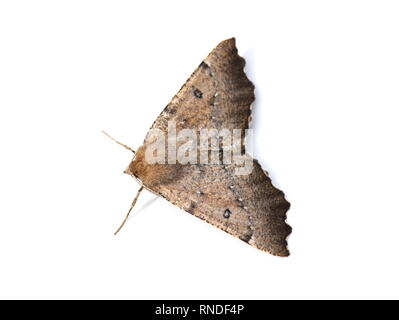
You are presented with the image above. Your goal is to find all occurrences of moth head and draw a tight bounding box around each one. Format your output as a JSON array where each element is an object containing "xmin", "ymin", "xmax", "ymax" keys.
[{"xmin": 125, "ymin": 145, "xmax": 182, "ymax": 189}]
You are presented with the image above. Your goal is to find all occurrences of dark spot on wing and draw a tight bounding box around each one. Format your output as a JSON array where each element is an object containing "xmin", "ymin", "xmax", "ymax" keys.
[
  {"xmin": 223, "ymin": 209, "xmax": 231, "ymax": 219},
  {"xmin": 199, "ymin": 61, "xmax": 210, "ymax": 69},
  {"xmin": 240, "ymin": 230, "xmax": 253, "ymax": 243},
  {"xmin": 209, "ymin": 95, "xmax": 216, "ymax": 106},
  {"xmin": 187, "ymin": 202, "xmax": 197, "ymax": 214},
  {"xmin": 193, "ymin": 89, "xmax": 203, "ymax": 99},
  {"xmin": 165, "ymin": 104, "xmax": 176, "ymax": 115}
]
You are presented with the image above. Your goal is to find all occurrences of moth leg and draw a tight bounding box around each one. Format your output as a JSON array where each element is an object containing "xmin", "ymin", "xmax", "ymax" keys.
[
  {"xmin": 102, "ymin": 130, "xmax": 136, "ymax": 154},
  {"xmin": 114, "ymin": 186, "xmax": 144, "ymax": 235}
]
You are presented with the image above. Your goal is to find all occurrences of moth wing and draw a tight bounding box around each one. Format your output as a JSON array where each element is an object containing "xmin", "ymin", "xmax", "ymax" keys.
[
  {"xmin": 144, "ymin": 37, "xmax": 255, "ymax": 139},
  {"xmin": 149, "ymin": 160, "xmax": 291, "ymax": 257}
]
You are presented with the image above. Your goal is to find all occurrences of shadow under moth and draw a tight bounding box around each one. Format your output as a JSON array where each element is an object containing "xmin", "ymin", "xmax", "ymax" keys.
[{"xmin": 106, "ymin": 38, "xmax": 291, "ymax": 257}]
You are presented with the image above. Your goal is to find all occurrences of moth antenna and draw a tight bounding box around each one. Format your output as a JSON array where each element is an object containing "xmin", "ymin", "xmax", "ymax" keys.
[
  {"xmin": 114, "ymin": 186, "xmax": 144, "ymax": 235},
  {"xmin": 102, "ymin": 130, "xmax": 136, "ymax": 154}
]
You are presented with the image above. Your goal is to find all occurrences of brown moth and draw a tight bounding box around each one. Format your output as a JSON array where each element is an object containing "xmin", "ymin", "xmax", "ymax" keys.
[{"xmin": 110, "ymin": 38, "xmax": 291, "ymax": 257}]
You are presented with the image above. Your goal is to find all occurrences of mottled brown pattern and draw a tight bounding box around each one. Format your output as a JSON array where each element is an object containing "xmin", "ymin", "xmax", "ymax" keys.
[{"xmin": 126, "ymin": 38, "xmax": 291, "ymax": 257}]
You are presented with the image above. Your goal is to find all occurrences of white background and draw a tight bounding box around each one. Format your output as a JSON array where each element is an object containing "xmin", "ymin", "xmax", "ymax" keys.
[{"xmin": 0, "ymin": 1, "xmax": 398, "ymax": 300}]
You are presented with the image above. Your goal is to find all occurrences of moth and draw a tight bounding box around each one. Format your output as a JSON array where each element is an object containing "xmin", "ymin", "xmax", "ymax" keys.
[{"xmin": 106, "ymin": 38, "xmax": 291, "ymax": 257}]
